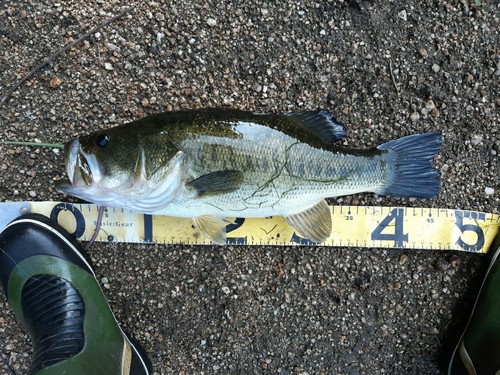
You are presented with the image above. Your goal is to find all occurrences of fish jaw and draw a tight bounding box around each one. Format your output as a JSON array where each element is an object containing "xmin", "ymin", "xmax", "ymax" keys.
[
  {"xmin": 63, "ymin": 138, "xmax": 106, "ymax": 189},
  {"xmin": 55, "ymin": 177, "xmax": 118, "ymax": 206}
]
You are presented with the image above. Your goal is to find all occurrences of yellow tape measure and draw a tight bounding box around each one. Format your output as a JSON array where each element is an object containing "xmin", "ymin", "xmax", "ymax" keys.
[{"xmin": 8, "ymin": 201, "xmax": 497, "ymax": 253}]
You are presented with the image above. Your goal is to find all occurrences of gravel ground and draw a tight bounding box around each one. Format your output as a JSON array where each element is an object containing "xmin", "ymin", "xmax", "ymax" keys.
[{"xmin": 0, "ymin": 0, "xmax": 498, "ymax": 374}]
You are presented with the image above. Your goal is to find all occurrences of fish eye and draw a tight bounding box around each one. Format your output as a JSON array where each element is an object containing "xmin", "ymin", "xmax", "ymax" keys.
[{"xmin": 95, "ymin": 133, "xmax": 110, "ymax": 148}]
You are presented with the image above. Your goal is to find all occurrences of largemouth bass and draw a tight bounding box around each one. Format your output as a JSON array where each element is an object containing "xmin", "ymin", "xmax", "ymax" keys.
[{"xmin": 56, "ymin": 109, "xmax": 442, "ymax": 244}]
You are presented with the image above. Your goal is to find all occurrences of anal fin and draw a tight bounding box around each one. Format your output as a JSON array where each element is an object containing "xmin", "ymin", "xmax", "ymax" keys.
[
  {"xmin": 193, "ymin": 216, "xmax": 227, "ymax": 245},
  {"xmin": 284, "ymin": 200, "xmax": 332, "ymax": 243}
]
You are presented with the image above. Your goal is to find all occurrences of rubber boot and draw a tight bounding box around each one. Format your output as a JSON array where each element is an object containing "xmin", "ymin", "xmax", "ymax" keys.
[
  {"xmin": 448, "ymin": 233, "xmax": 500, "ymax": 375},
  {"xmin": 0, "ymin": 214, "xmax": 152, "ymax": 375}
]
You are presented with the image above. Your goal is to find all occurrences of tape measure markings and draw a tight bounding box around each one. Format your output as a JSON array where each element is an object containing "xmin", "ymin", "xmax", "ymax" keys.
[{"xmin": 0, "ymin": 201, "xmax": 497, "ymax": 253}]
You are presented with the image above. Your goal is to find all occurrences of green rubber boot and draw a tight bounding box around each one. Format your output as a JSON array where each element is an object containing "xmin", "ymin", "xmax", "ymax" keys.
[
  {"xmin": 448, "ymin": 233, "xmax": 500, "ymax": 375},
  {"xmin": 0, "ymin": 214, "xmax": 152, "ymax": 375}
]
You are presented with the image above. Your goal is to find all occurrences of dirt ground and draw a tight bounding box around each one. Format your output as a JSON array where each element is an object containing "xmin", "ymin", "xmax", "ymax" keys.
[{"xmin": 0, "ymin": 1, "xmax": 498, "ymax": 374}]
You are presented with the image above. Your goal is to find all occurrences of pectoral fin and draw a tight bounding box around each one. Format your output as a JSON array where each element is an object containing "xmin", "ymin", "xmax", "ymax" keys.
[
  {"xmin": 193, "ymin": 216, "xmax": 227, "ymax": 245},
  {"xmin": 187, "ymin": 170, "xmax": 243, "ymax": 197},
  {"xmin": 284, "ymin": 200, "xmax": 332, "ymax": 243}
]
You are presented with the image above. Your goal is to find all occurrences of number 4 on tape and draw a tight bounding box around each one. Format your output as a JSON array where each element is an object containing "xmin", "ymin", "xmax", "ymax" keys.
[{"xmin": 371, "ymin": 208, "xmax": 408, "ymax": 247}]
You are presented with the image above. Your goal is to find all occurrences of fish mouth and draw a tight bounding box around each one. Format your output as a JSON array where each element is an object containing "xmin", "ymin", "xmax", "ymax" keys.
[
  {"xmin": 57, "ymin": 139, "xmax": 99, "ymax": 193},
  {"xmin": 69, "ymin": 139, "xmax": 94, "ymax": 185}
]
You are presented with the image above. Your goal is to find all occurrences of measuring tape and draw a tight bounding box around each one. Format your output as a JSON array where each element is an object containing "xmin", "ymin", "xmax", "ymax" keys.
[{"xmin": 0, "ymin": 202, "xmax": 498, "ymax": 253}]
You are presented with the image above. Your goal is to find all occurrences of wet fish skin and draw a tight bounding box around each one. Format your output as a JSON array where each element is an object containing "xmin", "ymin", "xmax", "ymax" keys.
[{"xmin": 56, "ymin": 109, "xmax": 442, "ymax": 244}]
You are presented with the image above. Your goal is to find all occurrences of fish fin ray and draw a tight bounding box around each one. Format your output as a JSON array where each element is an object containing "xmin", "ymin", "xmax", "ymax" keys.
[
  {"xmin": 193, "ymin": 216, "xmax": 227, "ymax": 245},
  {"xmin": 284, "ymin": 200, "xmax": 332, "ymax": 243},
  {"xmin": 187, "ymin": 170, "xmax": 243, "ymax": 197},
  {"xmin": 284, "ymin": 110, "xmax": 346, "ymax": 145},
  {"xmin": 377, "ymin": 132, "xmax": 442, "ymax": 197}
]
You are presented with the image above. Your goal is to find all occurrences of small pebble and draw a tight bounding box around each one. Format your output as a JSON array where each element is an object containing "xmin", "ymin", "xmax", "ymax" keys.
[
  {"xmin": 104, "ymin": 62, "xmax": 114, "ymax": 71},
  {"xmin": 425, "ymin": 100, "xmax": 436, "ymax": 111},
  {"xmin": 432, "ymin": 64, "xmax": 441, "ymax": 73},
  {"xmin": 49, "ymin": 76, "xmax": 62, "ymax": 88},
  {"xmin": 450, "ymin": 255, "xmax": 463, "ymax": 268},
  {"xmin": 107, "ymin": 43, "xmax": 119, "ymax": 51},
  {"xmin": 484, "ymin": 187, "xmax": 495, "ymax": 195},
  {"xmin": 471, "ymin": 134, "xmax": 483, "ymax": 146},
  {"xmin": 418, "ymin": 48, "xmax": 428, "ymax": 58},
  {"xmin": 399, "ymin": 254, "xmax": 409, "ymax": 265},
  {"xmin": 410, "ymin": 112, "xmax": 420, "ymax": 122},
  {"xmin": 432, "ymin": 258, "xmax": 450, "ymax": 271},
  {"xmin": 101, "ymin": 277, "xmax": 110, "ymax": 289},
  {"xmin": 206, "ymin": 18, "xmax": 217, "ymax": 27},
  {"xmin": 398, "ymin": 10, "xmax": 407, "ymax": 21}
]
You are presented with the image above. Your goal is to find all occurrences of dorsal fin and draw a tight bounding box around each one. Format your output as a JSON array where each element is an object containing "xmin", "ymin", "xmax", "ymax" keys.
[{"xmin": 283, "ymin": 110, "xmax": 346, "ymax": 145}]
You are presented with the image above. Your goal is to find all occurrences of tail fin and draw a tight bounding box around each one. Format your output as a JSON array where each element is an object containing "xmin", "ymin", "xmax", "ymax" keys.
[{"xmin": 378, "ymin": 132, "xmax": 442, "ymax": 197}]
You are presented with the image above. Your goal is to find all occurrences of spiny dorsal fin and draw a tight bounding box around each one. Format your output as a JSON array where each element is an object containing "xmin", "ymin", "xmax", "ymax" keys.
[
  {"xmin": 284, "ymin": 200, "xmax": 332, "ymax": 243},
  {"xmin": 193, "ymin": 216, "xmax": 227, "ymax": 245},
  {"xmin": 187, "ymin": 170, "xmax": 243, "ymax": 197},
  {"xmin": 284, "ymin": 110, "xmax": 346, "ymax": 145}
]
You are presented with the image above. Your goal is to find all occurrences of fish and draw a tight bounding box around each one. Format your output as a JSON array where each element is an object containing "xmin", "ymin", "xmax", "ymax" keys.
[{"xmin": 56, "ymin": 109, "xmax": 442, "ymax": 244}]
